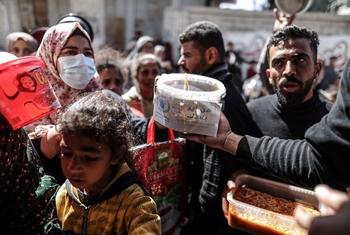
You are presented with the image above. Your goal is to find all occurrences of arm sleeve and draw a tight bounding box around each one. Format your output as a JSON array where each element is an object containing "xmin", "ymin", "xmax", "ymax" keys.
[
  {"xmin": 125, "ymin": 188, "xmax": 161, "ymax": 235},
  {"xmin": 236, "ymin": 136, "xmax": 328, "ymax": 189},
  {"xmin": 235, "ymin": 59, "xmax": 350, "ymax": 191}
]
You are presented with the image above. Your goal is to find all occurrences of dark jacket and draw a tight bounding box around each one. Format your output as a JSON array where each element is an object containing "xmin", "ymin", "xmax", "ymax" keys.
[
  {"xmin": 237, "ymin": 59, "xmax": 350, "ymax": 191},
  {"xmin": 0, "ymin": 116, "xmax": 58, "ymax": 234},
  {"xmin": 185, "ymin": 62, "xmax": 259, "ymax": 233}
]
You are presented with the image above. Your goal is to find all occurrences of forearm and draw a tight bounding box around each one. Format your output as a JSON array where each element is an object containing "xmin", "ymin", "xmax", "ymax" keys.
[{"xmin": 223, "ymin": 132, "xmax": 243, "ymax": 156}]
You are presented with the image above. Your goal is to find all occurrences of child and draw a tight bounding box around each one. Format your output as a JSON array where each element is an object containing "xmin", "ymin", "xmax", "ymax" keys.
[{"xmin": 54, "ymin": 89, "xmax": 161, "ymax": 234}]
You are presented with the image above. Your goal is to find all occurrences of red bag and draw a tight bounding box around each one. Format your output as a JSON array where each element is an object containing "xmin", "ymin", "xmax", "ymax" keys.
[{"xmin": 132, "ymin": 117, "xmax": 187, "ymax": 234}]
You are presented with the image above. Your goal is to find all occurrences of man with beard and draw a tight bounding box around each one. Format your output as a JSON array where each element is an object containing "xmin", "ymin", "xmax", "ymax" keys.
[
  {"xmin": 247, "ymin": 25, "xmax": 332, "ymax": 140},
  {"xmin": 177, "ymin": 21, "xmax": 259, "ymax": 235},
  {"xmin": 185, "ymin": 26, "xmax": 350, "ymax": 192}
]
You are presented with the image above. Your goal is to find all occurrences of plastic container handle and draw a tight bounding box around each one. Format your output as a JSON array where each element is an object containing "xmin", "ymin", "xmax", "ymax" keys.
[{"xmin": 147, "ymin": 116, "xmax": 175, "ymax": 144}]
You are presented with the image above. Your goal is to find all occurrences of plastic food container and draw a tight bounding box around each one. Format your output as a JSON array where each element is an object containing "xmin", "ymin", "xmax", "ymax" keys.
[
  {"xmin": 0, "ymin": 56, "xmax": 60, "ymax": 129},
  {"xmin": 227, "ymin": 174, "xmax": 319, "ymax": 235},
  {"xmin": 153, "ymin": 73, "xmax": 226, "ymax": 136}
]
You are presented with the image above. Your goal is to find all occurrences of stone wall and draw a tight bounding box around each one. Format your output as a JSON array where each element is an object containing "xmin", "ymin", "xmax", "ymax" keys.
[
  {"xmin": 163, "ymin": 6, "xmax": 350, "ymax": 69},
  {"xmin": 1, "ymin": 0, "xmax": 350, "ymax": 68}
]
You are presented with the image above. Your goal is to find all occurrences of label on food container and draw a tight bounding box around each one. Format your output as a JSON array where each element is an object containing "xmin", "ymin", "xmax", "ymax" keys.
[{"xmin": 153, "ymin": 93, "xmax": 221, "ymax": 136}]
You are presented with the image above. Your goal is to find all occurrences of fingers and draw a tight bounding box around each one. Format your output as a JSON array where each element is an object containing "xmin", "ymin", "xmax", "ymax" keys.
[
  {"xmin": 227, "ymin": 180, "xmax": 236, "ymax": 190},
  {"xmin": 222, "ymin": 180, "xmax": 236, "ymax": 218},
  {"xmin": 40, "ymin": 125, "xmax": 61, "ymax": 159},
  {"xmin": 28, "ymin": 125, "xmax": 53, "ymax": 139},
  {"xmin": 294, "ymin": 205, "xmax": 315, "ymax": 230},
  {"xmin": 315, "ymin": 185, "xmax": 349, "ymax": 213}
]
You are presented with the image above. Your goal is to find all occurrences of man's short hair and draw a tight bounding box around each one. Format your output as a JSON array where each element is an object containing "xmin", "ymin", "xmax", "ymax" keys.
[
  {"xmin": 267, "ymin": 25, "xmax": 319, "ymax": 63},
  {"xmin": 179, "ymin": 21, "xmax": 225, "ymax": 60}
]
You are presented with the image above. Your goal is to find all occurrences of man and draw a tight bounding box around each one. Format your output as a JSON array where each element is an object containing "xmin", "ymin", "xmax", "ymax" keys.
[
  {"xmin": 177, "ymin": 21, "xmax": 259, "ymax": 234},
  {"xmin": 186, "ymin": 26, "xmax": 350, "ymax": 192},
  {"xmin": 247, "ymin": 25, "xmax": 332, "ymax": 140}
]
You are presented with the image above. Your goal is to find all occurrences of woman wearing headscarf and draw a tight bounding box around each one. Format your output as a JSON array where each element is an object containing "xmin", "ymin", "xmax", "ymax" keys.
[
  {"xmin": 29, "ymin": 22, "xmax": 99, "ymax": 183},
  {"xmin": 6, "ymin": 32, "xmax": 38, "ymax": 57},
  {"xmin": 32, "ymin": 22, "xmax": 150, "ymax": 183},
  {"xmin": 123, "ymin": 53, "xmax": 161, "ymax": 118},
  {"xmin": 125, "ymin": 36, "xmax": 155, "ymax": 89},
  {"xmin": 36, "ymin": 22, "xmax": 98, "ymax": 117},
  {"xmin": 127, "ymin": 35, "xmax": 155, "ymax": 61}
]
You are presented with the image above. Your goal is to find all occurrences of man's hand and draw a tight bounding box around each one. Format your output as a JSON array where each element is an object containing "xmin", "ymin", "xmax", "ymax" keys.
[
  {"xmin": 222, "ymin": 180, "xmax": 236, "ymax": 219},
  {"xmin": 185, "ymin": 112, "xmax": 242, "ymax": 155},
  {"xmin": 294, "ymin": 184, "xmax": 350, "ymax": 235}
]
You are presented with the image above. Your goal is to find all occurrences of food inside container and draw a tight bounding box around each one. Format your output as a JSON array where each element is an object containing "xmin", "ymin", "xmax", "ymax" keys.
[
  {"xmin": 227, "ymin": 174, "xmax": 320, "ymax": 235},
  {"xmin": 153, "ymin": 73, "xmax": 226, "ymax": 136}
]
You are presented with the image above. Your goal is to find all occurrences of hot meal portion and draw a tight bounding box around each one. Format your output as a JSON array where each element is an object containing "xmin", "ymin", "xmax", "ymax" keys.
[
  {"xmin": 233, "ymin": 186, "xmax": 320, "ymax": 216},
  {"xmin": 228, "ymin": 186, "xmax": 320, "ymax": 235}
]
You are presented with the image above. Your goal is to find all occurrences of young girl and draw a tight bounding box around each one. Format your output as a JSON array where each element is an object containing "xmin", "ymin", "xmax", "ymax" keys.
[{"xmin": 54, "ymin": 89, "xmax": 161, "ymax": 234}]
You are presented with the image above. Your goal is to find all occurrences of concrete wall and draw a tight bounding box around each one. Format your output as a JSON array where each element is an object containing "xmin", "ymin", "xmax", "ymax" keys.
[
  {"xmin": 163, "ymin": 6, "xmax": 350, "ymax": 70},
  {"xmin": 1, "ymin": 1, "xmax": 350, "ymax": 70}
]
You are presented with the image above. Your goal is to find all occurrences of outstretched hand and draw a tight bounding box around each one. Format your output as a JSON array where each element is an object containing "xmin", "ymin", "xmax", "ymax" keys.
[
  {"xmin": 294, "ymin": 184, "xmax": 350, "ymax": 235},
  {"xmin": 185, "ymin": 113, "xmax": 240, "ymax": 154}
]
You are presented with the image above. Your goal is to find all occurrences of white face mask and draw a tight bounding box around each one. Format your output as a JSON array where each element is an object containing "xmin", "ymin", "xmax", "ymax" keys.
[{"xmin": 58, "ymin": 54, "xmax": 96, "ymax": 89}]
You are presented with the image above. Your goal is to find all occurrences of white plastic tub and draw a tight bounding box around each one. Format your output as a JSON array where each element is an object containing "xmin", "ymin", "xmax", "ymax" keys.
[{"xmin": 153, "ymin": 73, "xmax": 226, "ymax": 136}]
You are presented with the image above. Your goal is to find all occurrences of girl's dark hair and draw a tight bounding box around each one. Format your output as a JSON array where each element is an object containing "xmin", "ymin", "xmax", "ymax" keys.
[{"xmin": 58, "ymin": 90, "xmax": 134, "ymax": 168}]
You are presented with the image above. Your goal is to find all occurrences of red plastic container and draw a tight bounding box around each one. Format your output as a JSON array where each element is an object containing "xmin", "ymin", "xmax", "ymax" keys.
[{"xmin": 0, "ymin": 56, "xmax": 60, "ymax": 129}]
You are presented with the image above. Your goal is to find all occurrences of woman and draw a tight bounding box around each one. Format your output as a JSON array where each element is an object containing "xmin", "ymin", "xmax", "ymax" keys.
[
  {"xmin": 28, "ymin": 22, "xmax": 100, "ymax": 183},
  {"xmin": 35, "ymin": 22, "xmax": 98, "ymax": 124},
  {"xmin": 32, "ymin": 23, "xmax": 151, "ymax": 183},
  {"xmin": 6, "ymin": 32, "xmax": 38, "ymax": 57},
  {"xmin": 122, "ymin": 53, "xmax": 161, "ymax": 117}
]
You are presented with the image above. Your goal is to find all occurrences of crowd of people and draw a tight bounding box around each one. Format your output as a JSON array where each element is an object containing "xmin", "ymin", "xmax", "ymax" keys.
[{"xmin": 0, "ymin": 7, "xmax": 349, "ymax": 235}]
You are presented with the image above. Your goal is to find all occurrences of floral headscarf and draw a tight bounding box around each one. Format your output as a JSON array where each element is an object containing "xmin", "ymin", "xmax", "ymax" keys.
[{"xmin": 36, "ymin": 22, "xmax": 98, "ymax": 112}]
